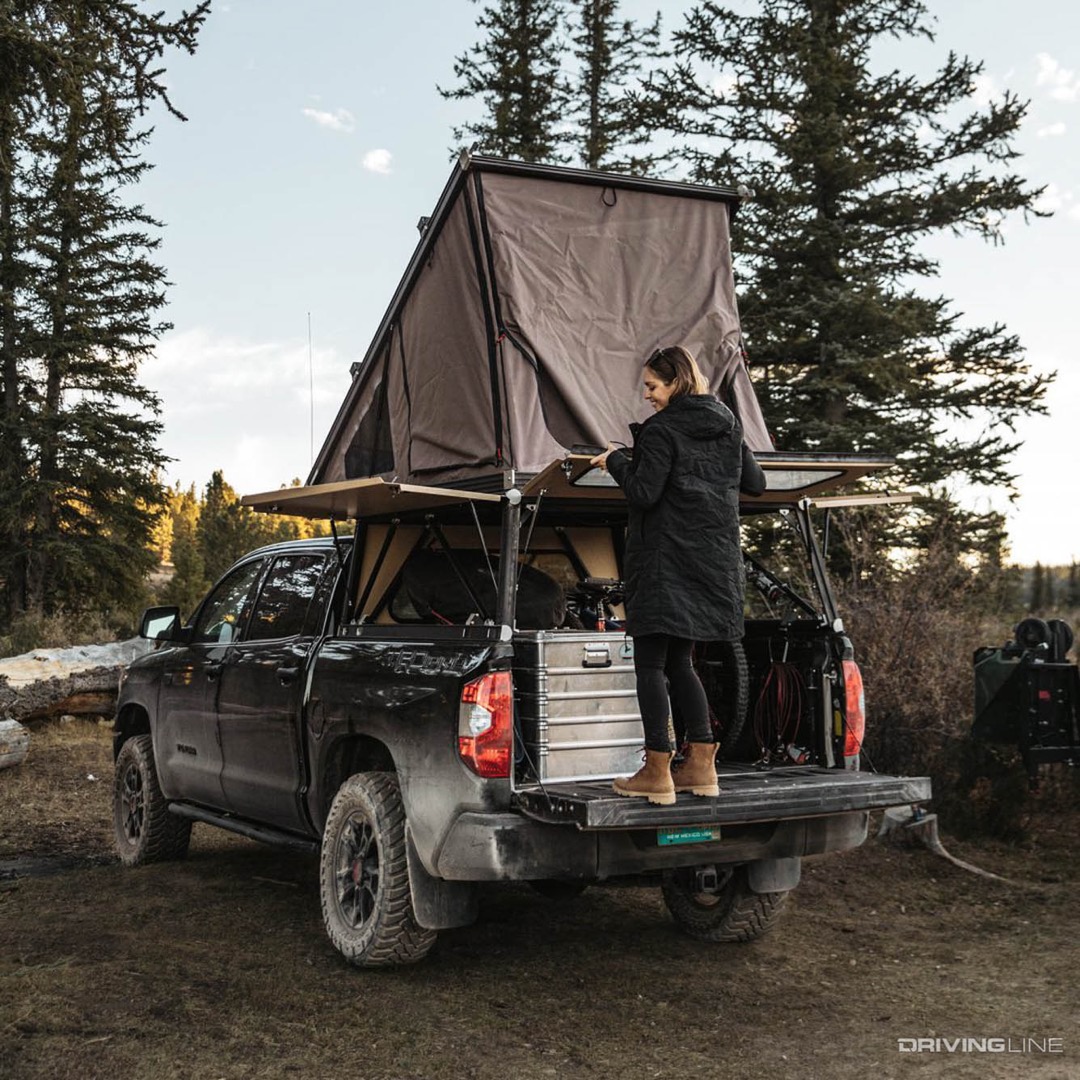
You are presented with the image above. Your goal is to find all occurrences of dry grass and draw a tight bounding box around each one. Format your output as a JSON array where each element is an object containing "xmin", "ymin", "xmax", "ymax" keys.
[
  {"xmin": 1, "ymin": 720, "xmax": 1078, "ymax": 1080},
  {"xmin": 837, "ymin": 555, "xmax": 1080, "ymax": 840},
  {"xmin": 0, "ymin": 719, "xmax": 115, "ymax": 861}
]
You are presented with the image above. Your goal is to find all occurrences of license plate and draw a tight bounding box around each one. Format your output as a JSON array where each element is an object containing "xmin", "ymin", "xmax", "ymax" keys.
[{"xmin": 657, "ymin": 825, "xmax": 722, "ymax": 846}]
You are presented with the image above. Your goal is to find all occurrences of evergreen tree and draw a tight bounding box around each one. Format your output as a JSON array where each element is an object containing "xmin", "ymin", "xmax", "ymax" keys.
[
  {"xmin": 440, "ymin": 0, "xmax": 569, "ymax": 161},
  {"xmin": 196, "ymin": 471, "xmax": 306, "ymax": 585},
  {"xmin": 197, "ymin": 471, "xmax": 258, "ymax": 585},
  {"xmin": 160, "ymin": 483, "xmax": 208, "ymax": 618},
  {"xmin": 1029, "ymin": 562, "xmax": 1051, "ymax": 613},
  {"xmin": 0, "ymin": 1, "xmax": 209, "ymax": 625},
  {"xmin": 1066, "ymin": 561, "xmax": 1080, "ymax": 609},
  {"xmin": 0, "ymin": 2, "xmax": 62, "ymax": 621},
  {"xmin": 566, "ymin": 1, "xmax": 663, "ymax": 170},
  {"xmin": 645, "ymin": 0, "xmax": 1049, "ymax": 552}
]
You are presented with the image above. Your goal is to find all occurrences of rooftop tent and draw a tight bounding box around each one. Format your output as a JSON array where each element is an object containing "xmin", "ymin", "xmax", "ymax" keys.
[{"xmin": 310, "ymin": 154, "xmax": 773, "ymax": 490}]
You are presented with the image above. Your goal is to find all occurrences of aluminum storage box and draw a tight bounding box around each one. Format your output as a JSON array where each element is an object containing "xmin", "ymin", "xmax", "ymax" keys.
[{"xmin": 512, "ymin": 630, "xmax": 644, "ymax": 782}]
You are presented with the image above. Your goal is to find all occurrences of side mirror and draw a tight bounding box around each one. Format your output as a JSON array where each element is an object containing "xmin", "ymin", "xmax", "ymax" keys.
[{"xmin": 139, "ymin": 606, "xmax": 184, "ymax": 641}]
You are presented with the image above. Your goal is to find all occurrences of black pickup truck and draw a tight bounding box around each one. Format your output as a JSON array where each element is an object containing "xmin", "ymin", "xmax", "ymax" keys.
[{"xmin": 114, "ymin": 456, "xmax": 931, "ymax": 967}]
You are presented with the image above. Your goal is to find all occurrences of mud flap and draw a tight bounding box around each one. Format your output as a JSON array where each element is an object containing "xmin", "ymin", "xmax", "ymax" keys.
[
  {"xmin": 747, "ymin": 857, "xmax": 801, "ymax": 894},
  {"xmin": 406, "ymin": 826, "xmax": 479, "ymax": 930}
]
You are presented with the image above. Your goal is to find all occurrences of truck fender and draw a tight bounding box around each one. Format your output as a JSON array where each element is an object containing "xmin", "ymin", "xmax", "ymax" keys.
[
  {"xmin": 406, "ymin": 824, "xmax": 479, "ymax": 930},
  {"xmin": 746, "ymin": 856, "xmax": 801, "ymax": 894}
]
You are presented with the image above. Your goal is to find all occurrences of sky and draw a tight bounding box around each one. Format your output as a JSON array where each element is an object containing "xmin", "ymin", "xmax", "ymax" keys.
[{"xmin": 136, "ymin": 0, "xmax": 1080, "ymax": 566}]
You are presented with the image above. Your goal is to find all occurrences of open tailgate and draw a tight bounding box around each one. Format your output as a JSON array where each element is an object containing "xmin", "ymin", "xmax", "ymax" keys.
[{"xmin": 515, "ymin": 767, "xmax": 931, "ymax": 829}]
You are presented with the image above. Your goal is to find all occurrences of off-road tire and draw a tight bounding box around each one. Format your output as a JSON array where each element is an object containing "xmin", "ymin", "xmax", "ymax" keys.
[
  {"xmin": 113, "ymin": 735, "xmax": 192, "ymax": 865},
  {"xmin": 716, "ymin": 640, "xmax": 750, "ymax": 759},
  {"xmin": 320, "ymin": 772, "xmax": 436, "ymax": 967},
  {"xmin": 662, "ymin": 865, "xmax": 788, "ymax": 943},
  {"xmin": 692, "ymin": 641, "xmax": 749, "ymax": 760}
]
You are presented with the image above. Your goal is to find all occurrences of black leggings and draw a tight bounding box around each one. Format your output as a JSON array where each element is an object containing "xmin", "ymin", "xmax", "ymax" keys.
[{"xmin": 632, "ymin": 634, "xmax": 714, "ymax": 752}]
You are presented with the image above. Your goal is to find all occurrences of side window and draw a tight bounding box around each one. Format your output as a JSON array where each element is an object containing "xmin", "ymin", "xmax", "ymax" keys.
[
  {"xmin": 247, "ymin": 555, "xmax": 325, "ymax": 640},
  {"xmin": 192, "ymin": 560, "xmax": 264, "ymax": 644}
]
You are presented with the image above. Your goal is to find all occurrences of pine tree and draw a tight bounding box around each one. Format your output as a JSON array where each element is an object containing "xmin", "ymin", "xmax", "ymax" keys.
[
  {"xmin": 0, "ymin": 2, "xmax": 208, "ymax": 625},
  {"xmin": 1030, "ymin": 562, "xmax": 1048, "ymax": 613},
  {"xmin": 0, "ymin": 2, "xmax": 62, "ymax": 621},
  {"xmin": 440, "ymin": 0, "xmax": 570, "ymax": 161},
  {"xmin": 566, "ymin": 1, "xmax": 663, "ymax": 170},
  {"xmin": 161, "ymin": 483, "xmax": 208, "ymax": 618},
  {"xmin": 1066, "ymin": 562, "xmax": 1080, "ymax": 610},
  {"xmin": 645, "ymin": 0, "xmax": 1049, "ymax": 552},
  {"xmin": 196, "ymin": 471, "xmax": 306, "ymax": 586}
]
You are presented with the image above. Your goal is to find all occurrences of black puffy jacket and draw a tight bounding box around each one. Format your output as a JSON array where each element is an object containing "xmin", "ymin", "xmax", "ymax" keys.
[{"xmin": 607, "ymin": 394, "xmax": 764, "ymax": 642}]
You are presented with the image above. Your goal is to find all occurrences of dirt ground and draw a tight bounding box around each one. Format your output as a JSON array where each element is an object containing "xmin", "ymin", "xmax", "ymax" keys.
[{"xmin": 0, "ymin": 720, "xmax": 1076, "ymax": 1080}]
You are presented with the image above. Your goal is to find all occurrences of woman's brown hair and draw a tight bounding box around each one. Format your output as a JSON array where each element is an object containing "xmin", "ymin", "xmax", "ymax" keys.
[{"xmin": 644, "ymin": 345, "xmax": 708, "ymax": 398}]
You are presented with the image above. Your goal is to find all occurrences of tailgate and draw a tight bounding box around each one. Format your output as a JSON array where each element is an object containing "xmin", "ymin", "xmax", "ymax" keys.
[{"xmin": 514, "ymin": 766, "xmax": 931, "ymax": 829}]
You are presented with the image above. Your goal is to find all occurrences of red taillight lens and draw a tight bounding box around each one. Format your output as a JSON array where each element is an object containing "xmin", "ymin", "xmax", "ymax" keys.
[
  {"xmin": 458, "ymin": 670, "xmax": 513, "ymax": 778},
  {"xmin": 841, "ymin": 659, "xmax": 865, "ymax": 768}
]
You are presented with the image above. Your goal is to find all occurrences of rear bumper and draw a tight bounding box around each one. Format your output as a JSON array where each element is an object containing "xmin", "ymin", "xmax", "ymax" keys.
[
  {"xmin": 434, "ymin": 807, "xmax": 871, "ymax": 882},
  {"xmin": 433, "ymin": 768, "xmax": 931, "ymax": 882}
]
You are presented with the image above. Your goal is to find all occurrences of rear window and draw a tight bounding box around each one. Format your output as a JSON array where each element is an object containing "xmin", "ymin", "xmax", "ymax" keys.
[{"xmin": 247, "ymin": 555, "xmax": 325, "ymax": 640}]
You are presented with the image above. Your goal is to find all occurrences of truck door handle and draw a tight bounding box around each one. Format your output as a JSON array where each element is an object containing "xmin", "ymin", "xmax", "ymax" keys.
[
  {"xmin": 204, "ymin": 660, "xmax": 223, "ymax": 682},
  {"xmin": 276, "ymin": 665, "xmax": 300, "ymax": 685}
]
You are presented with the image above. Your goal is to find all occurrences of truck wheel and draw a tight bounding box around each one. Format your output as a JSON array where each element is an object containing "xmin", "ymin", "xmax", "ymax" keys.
[
  {"xmin": 113, "ymin": 734, "xmax": 192, "ymax": 865},
  {"xmin": 320, "ymin": 772, "xmax": 437, "ymax": 967},
  {"xmin": 661, "ymin": 865, "xmax": 788, "ymax": 943}
]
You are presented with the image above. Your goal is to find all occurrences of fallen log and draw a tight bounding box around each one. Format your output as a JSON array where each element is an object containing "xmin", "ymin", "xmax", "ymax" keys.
[
  {"xmin": 0, "ymin": 718, "xmax": 30, "ymax": 770},
  {"xmin": 0, "ymin": 639, "xmax": 152, "ymax": 724}
]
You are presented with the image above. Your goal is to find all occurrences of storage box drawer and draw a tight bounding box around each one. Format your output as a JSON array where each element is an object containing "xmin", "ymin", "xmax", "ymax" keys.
[{"xmin": 513, "ymin": 631, "xmax": 644, "ymax": 782}]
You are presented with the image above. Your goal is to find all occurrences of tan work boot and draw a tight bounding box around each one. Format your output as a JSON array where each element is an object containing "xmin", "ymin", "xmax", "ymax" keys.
[
  {"xmin": 671, "ymin": 742, "xmax": 720, "ymax": 797},
  {"xmin": 613, "ymin": 749, "xmax": 676, "ymax": 806}
]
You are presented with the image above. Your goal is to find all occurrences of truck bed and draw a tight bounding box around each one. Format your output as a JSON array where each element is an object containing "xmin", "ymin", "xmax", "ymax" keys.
[{"xmin": 514, "ymin": 766, "xmax": 931, "ymax": 829}]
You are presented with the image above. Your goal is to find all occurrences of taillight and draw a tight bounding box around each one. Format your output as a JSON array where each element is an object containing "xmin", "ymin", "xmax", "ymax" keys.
[
  {"xmin": 458, "ymin": 671, "xmax": 513, "ymax": 778},
  {"xmin": 841, "ymin": 659, "xmax": 865, "ymax": 770}
]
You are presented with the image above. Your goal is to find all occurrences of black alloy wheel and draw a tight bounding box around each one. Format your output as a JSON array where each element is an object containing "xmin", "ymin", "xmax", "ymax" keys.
[{"xmin": 319, "ymin": 772, "xmax": 436, "ymax": 966}]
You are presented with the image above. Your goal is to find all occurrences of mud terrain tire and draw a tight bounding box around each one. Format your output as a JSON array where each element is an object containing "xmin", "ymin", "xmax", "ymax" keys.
[
  {"xmin": 320, "ymin": 772, "xmax": 436, "ymax": 967},
  {"xmin": 662, "ymin": 865, "xmax": 788, "ymax": 942},
  {"xmin": 113, "ymin": 735, "xmax": 192, "ymax": 865}
]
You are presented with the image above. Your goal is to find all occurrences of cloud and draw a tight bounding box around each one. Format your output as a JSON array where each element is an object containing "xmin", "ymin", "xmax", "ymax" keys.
[
  {"xmin": 1036, "ymin": 121, "xmax": 1067, "ymax": 137},
  {"xmin": 1036, "ymin": 53, "xmax": 1080, "ymax": 102},
  {"xmin": 362, "ymin": 148, "xmax": 393, "ymax": 175},
  {"xmin": 970, "ymin": 73, "xmax": 1003, "ymax": 107},
  {"xmin": 143, "ymin": 329, "xmax": 352, "ymax": 492},
  {"xmin": 1032, "ymin": 182, "xmax": 1068, "ymax": 214},
  {"xmin": 301, "ymin": 106, "xmax": 355, "ymax": 133}
]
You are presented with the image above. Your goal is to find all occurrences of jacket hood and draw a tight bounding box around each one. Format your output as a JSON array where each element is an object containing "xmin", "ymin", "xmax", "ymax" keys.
[{"xmin": 656, "ymin": 394, "xmax": 736, "ymax": 440}]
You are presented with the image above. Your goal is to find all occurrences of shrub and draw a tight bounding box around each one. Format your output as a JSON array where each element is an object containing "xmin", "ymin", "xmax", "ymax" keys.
[
  {"xmin": 0, "ymin": 609, "xmax": 130, "ymax": 658},
  {"xmin": 838, "ymin": 546, "xmax": 1079, "ymax": 840}
]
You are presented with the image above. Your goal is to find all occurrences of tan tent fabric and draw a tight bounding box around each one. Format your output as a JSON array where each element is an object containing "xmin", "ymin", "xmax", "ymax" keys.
[{"xmin": 311, "ymin": 158, "xmax": 773, "ymax": 489}]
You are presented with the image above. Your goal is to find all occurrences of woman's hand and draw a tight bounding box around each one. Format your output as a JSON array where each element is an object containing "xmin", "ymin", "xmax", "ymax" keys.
[{"xmin": 589, "ymin": 443, "xmax": 617, "ymax": 470}]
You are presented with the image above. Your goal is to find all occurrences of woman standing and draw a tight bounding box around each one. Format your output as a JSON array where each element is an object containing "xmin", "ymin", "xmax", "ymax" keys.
[{"xmin": 591, "ymin": 346, "xmax": 765, "ymax": 805}]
